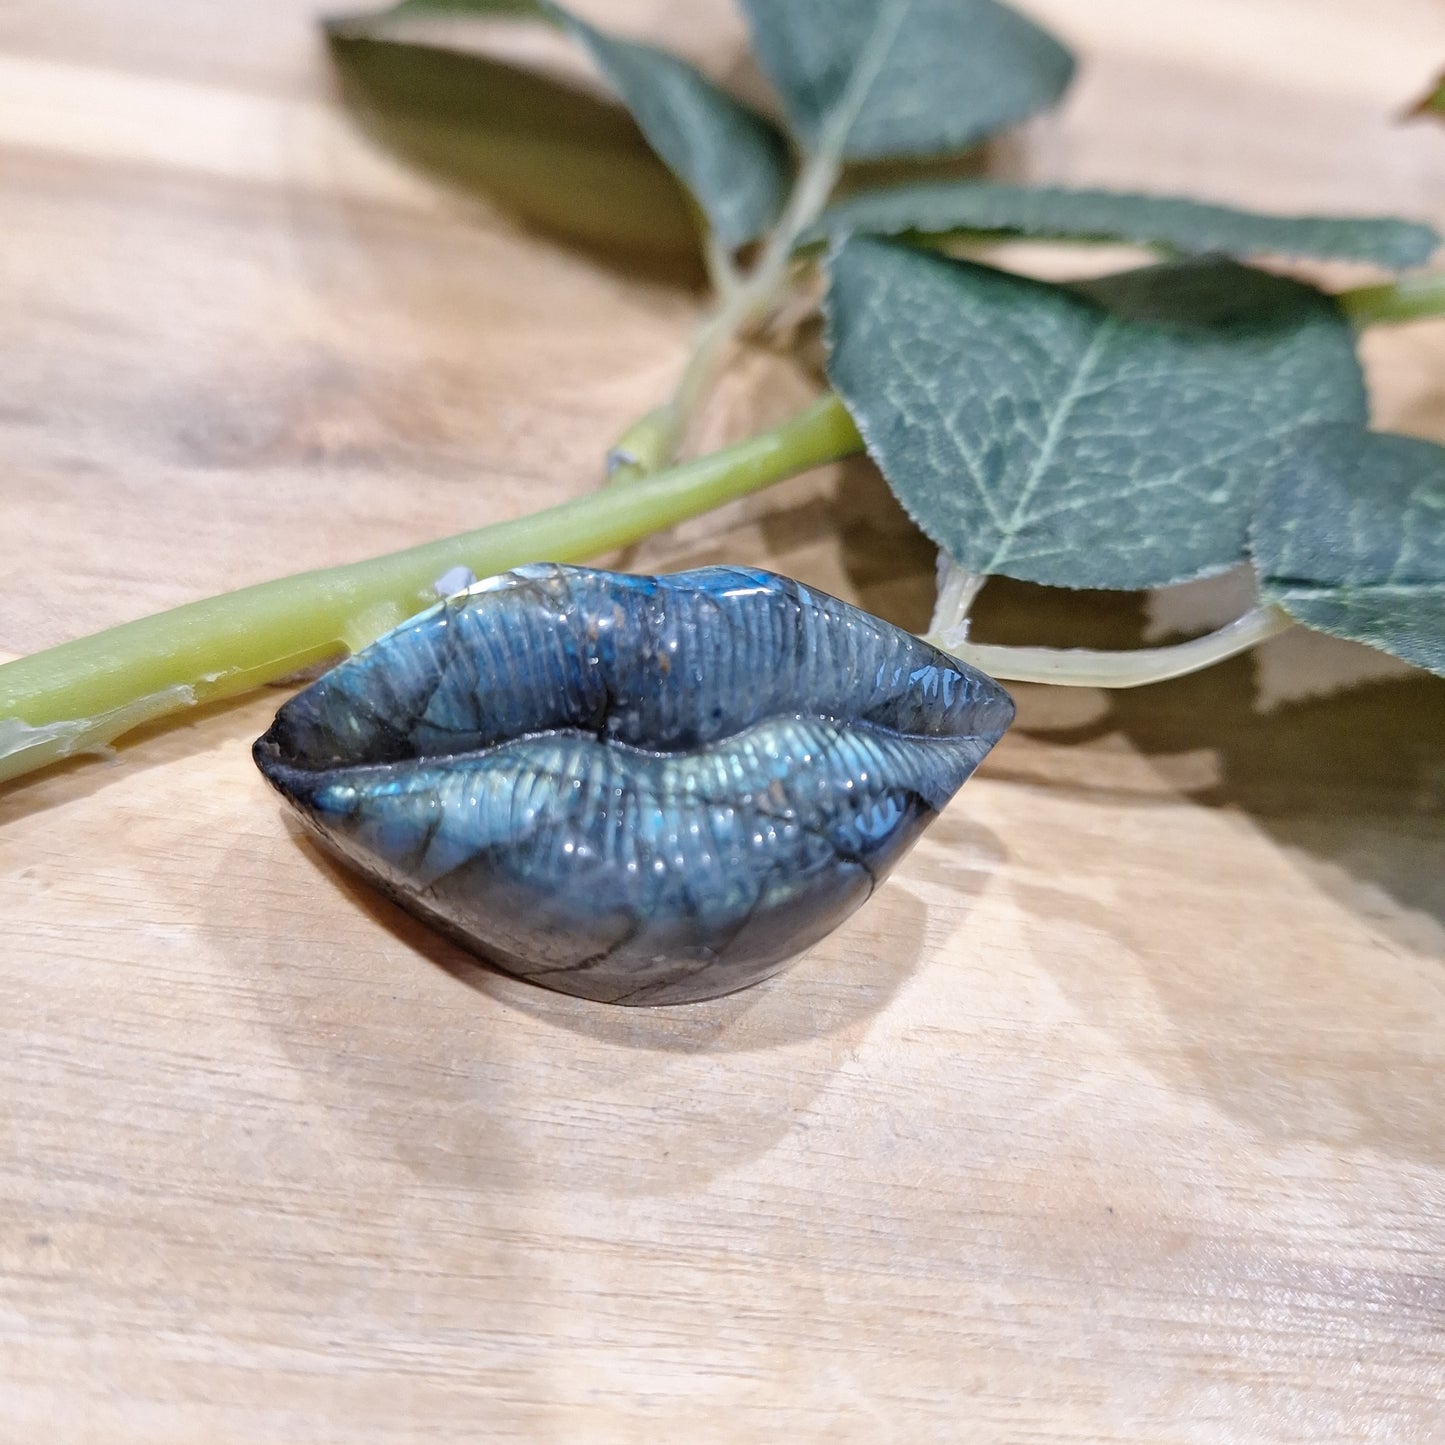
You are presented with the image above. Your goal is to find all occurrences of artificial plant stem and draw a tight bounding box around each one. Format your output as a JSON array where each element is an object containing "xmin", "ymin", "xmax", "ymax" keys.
[
  {"xmin": 928, "ymin": 556, "xmax": 988, "ymax": 646},
  {"xmin": 0, "ymin": 395, "xmax": 864, "ymax": 786},
  {"xmin": 703, "ymin": 231, "xmax": 741, "ymax": 301},
  {"xmin": 1339, "ymin": 272, "xmax": 1445, "ymax": 327},
  {"xmin": 607, "ymin": 137, "xmax": 848, "ymax": 482},
  {"xmin": 931, "ymin": 605, "xmax": 1295, "ymax": 688},
  {"xmin": 607, "ymin": 300, "xmax": 745, "ymax": 481}
]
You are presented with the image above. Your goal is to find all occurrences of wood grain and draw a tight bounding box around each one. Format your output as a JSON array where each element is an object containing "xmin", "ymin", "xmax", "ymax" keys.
[{"xmin": 2, "ymin": 2, "xmax": 1443, "ymax": 1441}]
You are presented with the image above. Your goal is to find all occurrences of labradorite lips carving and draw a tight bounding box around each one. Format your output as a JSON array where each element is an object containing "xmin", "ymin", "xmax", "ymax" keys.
[{"xmin": 253, "ymin": 564, "xmax": 1014, "ymax": 1005}]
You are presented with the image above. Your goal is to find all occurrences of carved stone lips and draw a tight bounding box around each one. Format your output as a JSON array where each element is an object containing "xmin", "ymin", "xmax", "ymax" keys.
[{"xmin": 253, "ymin": 563, "xmax": 1014, "ymax": 1005}]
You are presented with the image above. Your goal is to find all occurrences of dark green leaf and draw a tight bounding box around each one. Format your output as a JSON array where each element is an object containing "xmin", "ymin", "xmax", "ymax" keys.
[
  {"xmin": 1252, "ymin": 425, "xmax": 1445, "ymax": 676},
  {"xmin": 807, "ymin": 180, "xmax": 1439, "ymax": 269},
  {"xmin": 824, "ymin": 237, "xmax": 1367, "ymax": 590},
  {"xmin": 326, "ymin": 32, "xmax": 701, "ymax": 260},
  {"xmin": 738, "ymin": 0, "xmax": 1074, "ymax": 161},
  {"xmin": 541, "ymin": 3, "xmax": 791, "ymax": 247}
]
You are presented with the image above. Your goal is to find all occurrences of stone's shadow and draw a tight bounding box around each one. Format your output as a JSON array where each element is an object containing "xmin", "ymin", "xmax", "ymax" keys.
[
  {"xmin": 286, "ymin": 819, "xmax": 957, "ymax": 1055},
  {"xmin": 241, "ymin": 813, "xmax": 997, "ymax": 1197}
]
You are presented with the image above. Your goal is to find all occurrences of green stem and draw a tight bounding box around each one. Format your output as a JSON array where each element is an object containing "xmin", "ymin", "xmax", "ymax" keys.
[
  {"xmin": 929, "ymin": 605, "xmax": 1294, "ymax": 688},
  {"xmin": 607, "ymin": 120, "xmax": 848, "ymax": 483},
  {"xmin": 606, "ymin": 300, "xmax": 743, "ymax": 481},
  {"xmin": 1339, "ymin": 272, "xmax": 1445, "ymax": 326},
  {"xmin": 0, "ymin": 395, "xmax": 863, "ymax": 785}
]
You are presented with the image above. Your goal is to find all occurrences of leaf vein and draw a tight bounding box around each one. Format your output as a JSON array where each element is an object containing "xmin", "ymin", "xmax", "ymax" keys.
[{"xmin": 985, "ymin": 316, "xmax": 1119, "ymax": 570}]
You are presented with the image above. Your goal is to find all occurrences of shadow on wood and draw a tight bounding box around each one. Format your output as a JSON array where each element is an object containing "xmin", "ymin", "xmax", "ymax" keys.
[
  {"xmin": 327, "ymin": 31, "xmax": 706, "ymax": 287},
  {"xmin": 283, "ymin": 822, "xmax": 965, "ymax": 1056}
]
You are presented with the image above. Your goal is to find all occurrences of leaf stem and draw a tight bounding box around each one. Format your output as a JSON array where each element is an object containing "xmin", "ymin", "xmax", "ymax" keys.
[
  {"xmin": 0, "ymin": 394, "xmax": 863, "ymax": 785},
  {"xmin": 607, "ymin": 299, "xmax": 746, "ymax": 482},
  {"xmin": 703, "ymin": 231, "xmax": 742, "ymax": 302},
  {"xmin": 928, "ymin": 605, "xmax": 1295, "ymax": 688},
  {"xmin": 928, "ymin": 555, "xmax": 988, "ymax": 646},
  {"xmin": 606, "ymin": 127, "xmax": 847, "ymax": 482},
  {"xmin": 1339, "ymin": 272, "xmax": 1445, "ymax": 326}
]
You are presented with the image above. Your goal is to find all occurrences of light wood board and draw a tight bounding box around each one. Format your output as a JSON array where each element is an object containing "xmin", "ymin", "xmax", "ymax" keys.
[{"xmin": 2, "ymin": 2, "xmax": 1443, "ymax": 1440}]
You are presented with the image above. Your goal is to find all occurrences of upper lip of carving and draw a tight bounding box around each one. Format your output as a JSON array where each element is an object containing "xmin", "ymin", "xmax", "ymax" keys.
[{"xmin": 254, "ymin": 562, "xmax": 1013, "ymax": 797}]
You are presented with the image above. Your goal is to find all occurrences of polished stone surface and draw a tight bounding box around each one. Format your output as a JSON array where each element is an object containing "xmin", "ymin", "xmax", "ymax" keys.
[{"xmin": 254, "ymin": 564, "xmax": 1014, "ymax": 1004}]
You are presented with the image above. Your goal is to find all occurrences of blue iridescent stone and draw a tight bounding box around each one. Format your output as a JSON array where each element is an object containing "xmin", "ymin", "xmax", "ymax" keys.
[{"xmin": 253, "ymin": 564, "xmax": 1014, "ymax": 1005}]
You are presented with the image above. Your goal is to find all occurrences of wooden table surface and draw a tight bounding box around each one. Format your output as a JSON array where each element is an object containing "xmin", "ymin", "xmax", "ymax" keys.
[{"xmin": 3, "ymin": 2, "xmax": 1444, "ymax": 1440}]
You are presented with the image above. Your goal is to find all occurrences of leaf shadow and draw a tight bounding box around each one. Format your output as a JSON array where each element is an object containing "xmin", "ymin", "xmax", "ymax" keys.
[
  {"xmin": 830, "ymin": 471, "xmax": 1445, "ymax": 1166},
  {"xmin": 327, "ymin": 18, "xmax": 1047, "ymax": 297},
  {"xmin": 829, "ymin": 464, "xmax": 1445, "ymax": 933},
  {"xmin": 1004, "ymin": 621, "xmax": 1443, "ymax": 1169},
  {"xmin": 1010, "ymin": 617, "xmax": 1445, "ymax": 937},
  {"xmin": 326, "ymin": 31, "xmax": 706, "ymax": 287},
  {"xmin": 831, "ymin": 455, "xmax": 940, "ymax": 632}
]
